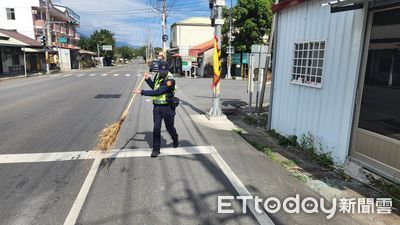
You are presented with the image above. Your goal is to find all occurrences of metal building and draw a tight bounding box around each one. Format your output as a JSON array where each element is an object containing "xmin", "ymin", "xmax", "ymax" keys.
[{"xmin": 270, "ymin": 0, "xmax": 400, "ymax": 182}]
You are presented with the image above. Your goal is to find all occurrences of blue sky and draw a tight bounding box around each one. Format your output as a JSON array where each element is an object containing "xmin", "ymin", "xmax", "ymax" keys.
[{"xmin": 53, "ymin": 0, "xmax": 237, "ymax": 47}]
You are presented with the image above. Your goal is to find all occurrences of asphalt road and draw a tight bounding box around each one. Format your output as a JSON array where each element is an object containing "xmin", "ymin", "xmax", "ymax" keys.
[{"xmin": 0, "ymin": 62, "xmax": 259, "ymax": 225}]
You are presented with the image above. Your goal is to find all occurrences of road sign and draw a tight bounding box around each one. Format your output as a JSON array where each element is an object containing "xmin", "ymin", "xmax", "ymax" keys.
[
  {"xmin": 162, "ymin": 35, "xmax": 168, "ymax": 42},
  {"xmin": 182, "ymin": 61, "xmax": 192, "ymax": 71},
  {"xmin": 226, "ymin": 46, "xmax": 234, "ymax": 54},
  {"xmin": 242, "ymin": 53, "xmax": 249, "ymax": 64},
  {"xmin": 182, "ymin": 56, "xmax": 197, "ymax": 62},
  {"xmin": 58, "ymin": 36, "xmax": 67, "ymax": 43},
  {"xmin": 102, "ymin": 45, "xmax": 112, "ymax": 51},
  {"xmin": 215, "ymin": 19, "xmax": 224, "ymax": 25},
  {"xmin": 232, "ymin": 53, "xmax": 241, "ymax": 64}
]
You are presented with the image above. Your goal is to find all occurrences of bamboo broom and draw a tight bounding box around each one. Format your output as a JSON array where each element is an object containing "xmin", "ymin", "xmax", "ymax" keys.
[{"xmin": 96, "ymin": 76, "xmax": 146, "ymax": 151}]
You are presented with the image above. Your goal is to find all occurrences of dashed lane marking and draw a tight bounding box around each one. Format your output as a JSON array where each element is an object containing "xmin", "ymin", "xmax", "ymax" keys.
[
  {"xmin": 50, "ymin": 74, "xmax": 60, "ymax": 77},
  {"xmin": 113, "ymin": 74, "xmax": 119, "ymax": 77},
  {"xmin": 102, "ymin": 73, "xmax": 108, "ymax": 76},
  {"xmin": 89, "ymin": 74, "xmax": 96, "ymax": 77},
  {"xmin": 125, "ymin": 74, "xmax": 131, "ymax": 76}
]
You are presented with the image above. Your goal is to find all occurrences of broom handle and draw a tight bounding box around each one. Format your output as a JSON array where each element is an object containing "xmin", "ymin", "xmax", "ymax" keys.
[{"xmin": 122, "ymin": 76, "xmax": 146, "ymax": 116}]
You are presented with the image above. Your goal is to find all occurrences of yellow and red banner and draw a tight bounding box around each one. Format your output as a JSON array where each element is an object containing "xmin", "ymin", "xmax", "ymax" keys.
[{"xmin": 212, "ymin": 35, "xmax": 221, "ymax": 88}]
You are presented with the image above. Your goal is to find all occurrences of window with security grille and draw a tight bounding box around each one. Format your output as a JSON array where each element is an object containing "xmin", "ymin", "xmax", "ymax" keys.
[
  {"xmin": 292, "ymin": 41, "xmax": 325, "ymax": 88},
  {"xmin": 6, "ymin": 8, "xmax": 15, "ymax": 20}
]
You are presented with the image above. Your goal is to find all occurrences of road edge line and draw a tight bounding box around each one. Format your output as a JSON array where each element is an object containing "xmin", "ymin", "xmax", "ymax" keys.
[
  {"xmin": 63, "ymin": 157, "xmax": 101, "ymax": 225},
  {"xmin": 210, "ymin": 147, "xmax": 275, "ymax": 225}
]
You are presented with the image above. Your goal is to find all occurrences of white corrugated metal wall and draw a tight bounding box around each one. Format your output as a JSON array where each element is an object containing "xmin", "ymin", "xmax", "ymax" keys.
[{"xmin": 271, "ymin": 1, "xmax": 365, "ymax": 163}]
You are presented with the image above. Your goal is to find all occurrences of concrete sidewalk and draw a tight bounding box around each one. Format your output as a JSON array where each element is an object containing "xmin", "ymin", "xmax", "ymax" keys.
[{"xmin": 173, "ymin": 78, "xmax": 360, "ymax": 225}]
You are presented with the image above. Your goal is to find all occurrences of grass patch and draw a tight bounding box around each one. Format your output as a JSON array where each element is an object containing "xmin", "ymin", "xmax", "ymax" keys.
[
  {"xmin": 280, "ymin": 160, "xmax": 296, "ymax": 168},
  {"xmin": 268, "ymin": 131, "xmax": 334, "ymax": 169},
  {"xmin": 291, "ymin": 172, "xmax": 310, "ymax": 183},
  {"xmin": 232, "ymin": 128, "xmax": 244, "ymax": 134},
  {"xmin": 263, "ymin": 147, "xmax": 277, "ymax": 161}
]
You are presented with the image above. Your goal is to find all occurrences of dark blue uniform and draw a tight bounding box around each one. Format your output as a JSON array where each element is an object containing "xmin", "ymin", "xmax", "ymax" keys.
[{"xmin": 141, "ymin": 75, "xmax": 178, "ymax": 153}]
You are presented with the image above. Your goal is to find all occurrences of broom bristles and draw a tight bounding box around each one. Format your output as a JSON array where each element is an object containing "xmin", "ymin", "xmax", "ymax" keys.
[
  {"xmin": 96, "ymin": 114, "xmax": 127, "ymax": 151},
  {"xmin": 96, "ymin": 76, "xmax": 145, "ymax": 151}
]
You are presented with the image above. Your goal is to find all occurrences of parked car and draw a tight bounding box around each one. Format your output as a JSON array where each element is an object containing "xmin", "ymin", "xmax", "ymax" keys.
[{"xmin": 149, "ymin": 60, "xmax": 160, "ymax": 72}]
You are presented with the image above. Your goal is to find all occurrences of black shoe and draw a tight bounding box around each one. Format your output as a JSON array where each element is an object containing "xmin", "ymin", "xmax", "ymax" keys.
[
  {"xmin": 173, "ymin": 140, "xmax": 179, "ymax": 148},
  {"xmin": 151, "ymin": 150, "xmax": 160, "ymax": 158}
]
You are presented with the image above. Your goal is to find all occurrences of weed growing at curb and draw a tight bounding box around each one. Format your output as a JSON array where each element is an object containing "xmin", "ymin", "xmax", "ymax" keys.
[
  {"xmin": 263, "ymin": 147, "xmax": 277, "ymax": 161},
  {"xmin": 269, "ymin": 130, "xmax": 334, "ymax": 169}
]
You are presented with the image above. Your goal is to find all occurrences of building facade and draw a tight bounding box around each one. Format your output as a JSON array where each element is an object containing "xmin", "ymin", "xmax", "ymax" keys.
[
  {"xmin": 0, "ymin": 0, "xmax": 80, "ymax": 70},
  {"xmin": 270, "ymin": 0, "xmax": 400, "ymax": 182},
  {"xmin": 169, "ymin": 17, "xmax": 214, "ymax": 74},
  {"xmin": 0, "ymin": 29, "xmax": 42, "ymax": 75}
]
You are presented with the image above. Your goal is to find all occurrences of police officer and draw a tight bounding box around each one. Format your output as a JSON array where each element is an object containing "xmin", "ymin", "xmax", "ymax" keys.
[{"xmin": 134, "ymin": 61, "xmax": 179, "ymax": 157}]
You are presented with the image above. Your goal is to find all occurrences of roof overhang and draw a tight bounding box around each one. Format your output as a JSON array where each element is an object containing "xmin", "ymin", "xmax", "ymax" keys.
[
  {"xmin": 321, "ymin": 0, "xmax": 372, "ymax": 13},
  {"xmin": 272, "ymin": 0, "xmax": 310, "ymax": 13}
]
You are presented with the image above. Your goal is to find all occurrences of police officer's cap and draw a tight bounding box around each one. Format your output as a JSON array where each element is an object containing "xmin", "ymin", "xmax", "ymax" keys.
[{"xmin": 158, "ymin": 61, "xmax": 169, "ymax": 73}]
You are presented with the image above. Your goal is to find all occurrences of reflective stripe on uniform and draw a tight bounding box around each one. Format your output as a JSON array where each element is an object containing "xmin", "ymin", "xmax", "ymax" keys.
[{"xmin": 152, "ymin": 73, "xmax": 176, "ymax": 105}]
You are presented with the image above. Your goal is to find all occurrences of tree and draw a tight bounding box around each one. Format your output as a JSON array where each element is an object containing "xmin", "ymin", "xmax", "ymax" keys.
[
  {"xmin": 132, "ymin": 46, "xmax": 147, "ymax": 59},
  {"xmin": 78, "ymin": 35, "xmax": 91, "ymax": 51},
  {"xmin": 223, "ymin": 0, "xmax": 273, "ymax": 53},
  {"xmin": 116, "ymin": 46, "xmax": 134, "ymax": 62},
  {"xmin": 89, "ymin": 29, "xmax": 116, "ymax": 58}
]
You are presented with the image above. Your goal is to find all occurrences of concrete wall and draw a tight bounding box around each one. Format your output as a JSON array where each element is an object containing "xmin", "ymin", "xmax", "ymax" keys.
[
  {"xmin": 271, "ymin": 1, "xmax": 365, "ymax": 163},
  {"xmin": 0, "ymin": 0, "xmax": 40, "ymax": 39},
  {"xmin": 58, "ymin": 48, "xmax": 71, "ymax": 70}
]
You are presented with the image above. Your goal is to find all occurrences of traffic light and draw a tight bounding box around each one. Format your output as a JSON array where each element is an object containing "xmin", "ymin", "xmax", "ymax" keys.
[
  {"xmin": 40, "ymin": 35, "xmax": 46, "ymax": 46},
  {"xmin": 210, "ymin": 0, "xmax": 216, "ymax": 27},
  {"xmin": 209, "ymin": 0, "xmax": 214, "ymax": 9}
]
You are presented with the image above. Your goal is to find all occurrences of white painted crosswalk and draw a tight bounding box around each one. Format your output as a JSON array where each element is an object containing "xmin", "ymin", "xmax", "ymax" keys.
[{"xmin": 49, "ymin": 73, "xmax": 138, "ymax": 78}]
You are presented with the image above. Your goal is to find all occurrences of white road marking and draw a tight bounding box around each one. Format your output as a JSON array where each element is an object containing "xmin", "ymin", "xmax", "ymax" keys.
[
  {"xmin": 77, "ymin": 74, "xmax": 85, "ymax": 77},
  {"xmin": 89, "ymin": 74, "xmax": 96, "ymax": 77},
  {"xmin": 1, "ymin": 143, "xmax": 270, "ymax": 224},
  {"xmin": 113, "ymin": 74, "xmax": 119, "ymax": 77},
  {"xmin": 63, "ymin": 74, "xmax": 73, "ymax": 77},
  {"xmin": 125, "ymin": 74, "xmax": 131, "ymax": 76},
  {"xmin": 50, "ymin": 74, "xmax": 60, "ymax": 77},
  {"xmin": 210, "ymin": 146, "xmax": 275, "ymax": 225},
  {"xmin": 102, "ymin": 73, "xmax": 108, "ymax": 76},
  {"xmin": 63, "ymin": 158, "xmax": 101, "ymax": 225},
  {"xmin": 0, "ymin": 146, "xmax": 215, "ymax": 164},
  {"xmin": 136, "ymin": 74, "xmax": 141, "ymax": 77}
]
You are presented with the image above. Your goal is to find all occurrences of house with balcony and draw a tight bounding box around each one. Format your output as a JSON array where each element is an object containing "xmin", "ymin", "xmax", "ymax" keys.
[{"xmin": 0, "ymin": 0, "xmax": 81, "ymax": 70}]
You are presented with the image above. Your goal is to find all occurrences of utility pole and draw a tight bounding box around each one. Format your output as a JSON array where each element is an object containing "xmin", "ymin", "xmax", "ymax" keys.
[
  {"xmin": 162, "ymin": 0, "xmax": 167, "ymax": 60},
  {"xmin": 226, "ymin": 0, "xmax": 233, "ymax": 79},
  {"xmin": 146, "ymin": 29, "xmax": 149, "ymax": 62},
  {"xmin": 208, "ymin": 0, "xmax": 225, "ymax": 118},
  {"xmin": 45, "ymin": 0, "xmax": 51, "ymax": 74}
]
